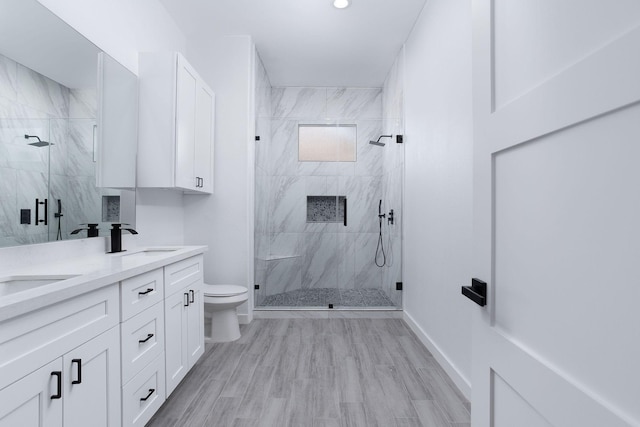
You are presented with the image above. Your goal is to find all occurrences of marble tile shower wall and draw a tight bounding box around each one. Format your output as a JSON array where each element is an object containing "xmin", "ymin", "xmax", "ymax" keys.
[
  {"xmin": 257, "ymin": 86, "xmax": 389, "ymax": 299},
  {"xmin": 381, "ymin": 51, "xmax": 405, "ymax": 308},
  {"xmin": 0, "ymin": 53, "xmax": 107, "ymax": 247}
]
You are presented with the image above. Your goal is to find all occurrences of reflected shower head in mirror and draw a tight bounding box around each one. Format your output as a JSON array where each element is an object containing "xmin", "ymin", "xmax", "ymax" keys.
[
  {"xmin": 369, "ymin": 135, "xmax": 392, "ymax": 147},
  {"xmin": 24, "ymin": 134, "xmax": 53, "ymax": 147}
]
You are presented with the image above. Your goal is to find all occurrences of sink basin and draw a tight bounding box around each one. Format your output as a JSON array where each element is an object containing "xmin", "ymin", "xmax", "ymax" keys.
[
  {"xmin": 0, "ymin": 275, "xmax": 80, "ymax": 297},
  {"xmin": 121, "ymin": 249, "xmax": 178, "ymax": 258}
]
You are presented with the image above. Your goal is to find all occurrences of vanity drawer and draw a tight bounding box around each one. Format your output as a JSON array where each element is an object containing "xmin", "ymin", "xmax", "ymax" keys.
[
  {"xmin": 0, "ymin": 284, "xmax": 119, "ymax": 390},
  {"xmin": 120, "ymin": 269, "xmax": 164, "ymax": 321},
  {"xmin": 164, "ymin": 255, "xmax": 203, "ymax": 297},
  {"xmin": 122, "ymin": 353, "xmax": 165, "ymax": 427},
  {"xmin": 121, "ymin": 301, "xmax": 165, "ymax": 385}
]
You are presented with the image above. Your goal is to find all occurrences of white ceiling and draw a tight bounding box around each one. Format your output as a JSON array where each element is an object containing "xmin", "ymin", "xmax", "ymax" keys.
[{"xmin": 158, "ymin": 0, "xmax": 427, "ymax": 88}]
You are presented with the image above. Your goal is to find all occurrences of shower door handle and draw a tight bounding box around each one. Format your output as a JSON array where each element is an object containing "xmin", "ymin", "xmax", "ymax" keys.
[{"xmin": 343, "ymin": 198, "xmax": 347, "ymax": 226}]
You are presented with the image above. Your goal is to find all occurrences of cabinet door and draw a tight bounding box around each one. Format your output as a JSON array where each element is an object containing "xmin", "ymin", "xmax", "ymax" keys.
[
  {"xmin": 175, "ymin": 55, "xmax": 197, "ymax": 191},
  {"xmin": 0, "ymin": 359, "xmax": 62, "ymax": 427},
  {"xmin": 164, "ymin": 290, "xmax": 189, "ymax": 396},
  {"xmin": 63, "ymin": 327, "xmax": 121, "ymax": 427},
  {"xmin": 194, "ymin": 83, "xmax": 214, "ymax": 194},
  {"xmin": 186, "ymin": 285, "xmax": 205, "ymax": 367}
]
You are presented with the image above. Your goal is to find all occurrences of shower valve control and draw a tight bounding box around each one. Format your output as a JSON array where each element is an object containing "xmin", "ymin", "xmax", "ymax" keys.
[{"xmin": 388, "ymin": 209, "xmax": 394, "ymax": 225}]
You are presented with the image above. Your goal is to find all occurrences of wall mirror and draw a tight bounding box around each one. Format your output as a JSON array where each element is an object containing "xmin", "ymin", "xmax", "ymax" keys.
[{"xmin": 0, "ymin": 0, "xmax": 137, "ymax": 248}]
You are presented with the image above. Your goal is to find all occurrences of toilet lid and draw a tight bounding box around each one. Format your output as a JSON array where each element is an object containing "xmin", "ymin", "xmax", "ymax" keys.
[{"xmin": 203, "ymin": 284, "xmax": 247, "ymax": 297}]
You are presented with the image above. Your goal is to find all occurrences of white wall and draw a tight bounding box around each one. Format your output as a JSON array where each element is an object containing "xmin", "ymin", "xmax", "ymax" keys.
[
  {"xmin": 403, "ymin": 0, "xmax": 474, "ymax": 397},
  {"xmin": 37, "ymin": 0, "xmax": 188, "ymax": 245},
  {"xmin": 183, "ymin": 36, "xmax": 255, "ymax": 322}
]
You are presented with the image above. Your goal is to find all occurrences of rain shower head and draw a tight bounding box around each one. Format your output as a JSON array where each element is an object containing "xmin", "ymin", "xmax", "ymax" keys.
[
  {"xmin": 24, "ymin": 134, "xmax": 53, "ymax": 147},
  {"xmin": 369, "ymin": 135, "xmax": 392, "ymax": 147}
]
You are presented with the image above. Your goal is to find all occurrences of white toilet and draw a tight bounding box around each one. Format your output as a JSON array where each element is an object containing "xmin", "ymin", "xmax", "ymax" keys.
[{"xmin": 203, "ymin": 284, "xmax": 248, "ymax": 343}]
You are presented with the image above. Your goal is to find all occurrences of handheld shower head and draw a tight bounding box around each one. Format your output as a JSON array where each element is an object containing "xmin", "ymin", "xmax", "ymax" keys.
[
  {"xmin": 369, "ymin": 135, "xmax": 392, "ymax": 147},
  {"xmin": 24, "ymin": 134, "xmax": 52, "ymax": 147}
]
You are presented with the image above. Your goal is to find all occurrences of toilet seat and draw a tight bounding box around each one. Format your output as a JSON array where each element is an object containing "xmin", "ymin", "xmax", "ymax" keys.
[{"xmin": 203, "ymin": 284, "xmax": 247, "ymax": 297}]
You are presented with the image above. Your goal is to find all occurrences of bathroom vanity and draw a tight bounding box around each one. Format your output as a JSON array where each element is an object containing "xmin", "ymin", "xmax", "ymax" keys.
[{"xmin": 0, "ymin": 244, "xmax": 206, "ymax": 427}]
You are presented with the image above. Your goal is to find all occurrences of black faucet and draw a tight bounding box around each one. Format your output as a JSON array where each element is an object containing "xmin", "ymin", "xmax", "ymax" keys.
[
  {"xmin": 70, "ymin": 223, "xmax": 100, "ymax": 238},
  {"xmin": 109, "ymin": 223, "xmax": 138, "ymax": 253}
]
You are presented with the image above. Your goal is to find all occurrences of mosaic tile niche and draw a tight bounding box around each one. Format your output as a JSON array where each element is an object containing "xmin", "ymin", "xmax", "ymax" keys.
[{"xmin": 306, "ymin": 196, "xmax": 346, "ymax": 223}]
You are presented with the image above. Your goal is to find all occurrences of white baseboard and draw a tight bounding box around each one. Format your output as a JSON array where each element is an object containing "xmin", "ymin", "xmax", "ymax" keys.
[
  {"xmin": 238, "ymin": 313, "xmax": 251, "ymax": 324},
  {"xmin": 403, "ymin": 311, "xmax": 471, "ymax": 399}
]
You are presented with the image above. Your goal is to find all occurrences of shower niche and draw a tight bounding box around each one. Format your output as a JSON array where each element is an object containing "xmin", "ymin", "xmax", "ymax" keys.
[{"xmin": 306, "ymin": 196, "xmax": 346, "ymax": 223}]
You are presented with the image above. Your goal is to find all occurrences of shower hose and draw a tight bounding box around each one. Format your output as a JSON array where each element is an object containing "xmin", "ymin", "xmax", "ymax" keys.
[{"xmin": 375, "ymin": 205, "xmax": 386, "ymax": 267}]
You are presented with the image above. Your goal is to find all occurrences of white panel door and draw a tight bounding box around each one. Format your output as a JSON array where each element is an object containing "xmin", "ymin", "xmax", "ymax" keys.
[
  {"xmin": 471, "ymin": 1, "xmax": 640, "ymax": 426},
  {"xmin": 0, "ymin": 359, "xmax": 62, "ymax": 427},
  {"xmin": 175, "ymin": 55, "xmax": 197, "ymax": 191},
  {"xmin": 63, "ymin": 327, "xmax": 121, "ymax": 427}
]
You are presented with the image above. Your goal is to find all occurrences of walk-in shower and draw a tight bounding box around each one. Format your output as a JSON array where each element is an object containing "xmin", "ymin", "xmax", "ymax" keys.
[{"xmin": 253, "ymin": 81, "xmax": 404, "ymax": 310}]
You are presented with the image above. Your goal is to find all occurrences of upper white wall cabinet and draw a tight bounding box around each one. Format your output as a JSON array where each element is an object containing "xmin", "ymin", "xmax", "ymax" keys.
[{"xmin": 137, "ymin": 52, "xmax": 215, "ymax": 194}]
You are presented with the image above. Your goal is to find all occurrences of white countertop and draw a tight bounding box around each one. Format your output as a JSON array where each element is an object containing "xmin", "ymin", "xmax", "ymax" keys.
[{"xmin": 0, "ymin": 245, "xmax": 207, "ymax": 322}]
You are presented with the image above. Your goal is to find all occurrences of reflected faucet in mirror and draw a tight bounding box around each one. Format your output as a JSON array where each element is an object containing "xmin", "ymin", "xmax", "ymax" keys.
[{"xmin": 70, "ymin": 224, "xmax": 100, "ymax": 238}]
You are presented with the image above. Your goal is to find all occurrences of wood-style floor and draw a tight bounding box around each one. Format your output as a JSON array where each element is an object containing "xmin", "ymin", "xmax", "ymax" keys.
[{"xmin": 147, "ymin": 316, "xmax": 470, "ymax": 427}]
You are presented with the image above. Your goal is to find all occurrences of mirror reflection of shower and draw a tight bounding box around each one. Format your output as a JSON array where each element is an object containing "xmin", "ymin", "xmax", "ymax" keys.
[
  {"xmin": 24, "ymin": 134, "xmax": 53, "ymax": 147},
  {"xmin": 54, "ymin": 199, "xmax": 63, "ymax": 240}
]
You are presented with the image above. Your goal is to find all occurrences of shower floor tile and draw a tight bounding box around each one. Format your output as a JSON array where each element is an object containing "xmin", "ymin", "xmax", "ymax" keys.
[{"xmin": 258, "ymin": 287, "xmax": 395, "ymax": 308}]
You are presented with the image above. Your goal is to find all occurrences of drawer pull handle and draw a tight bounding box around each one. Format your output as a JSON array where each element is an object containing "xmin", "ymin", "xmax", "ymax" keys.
[
  {"xmin": 140, "ymin": 388, "xmax": 155, "ymax": 402},
  {"xmin": 138, "ymin": 333, "xmax": 154, "ymax": 344},
  {"xmin": 71, "ymin": 359, "xmax": 82, "ymax": 384},
  {"xmin": 51, "ymin": 371, "xmax": 62, "ymax": 399},
  {"xmin": 138, "ymin": 288, "xmax": 154, "ymax": 296},
  {"xmin": 184, "ymin": 292, "xmax": 190, "ymax": 307},
  {"xmin": 189, "ymin": 289, "xmax": 195, "ymax": 303}
]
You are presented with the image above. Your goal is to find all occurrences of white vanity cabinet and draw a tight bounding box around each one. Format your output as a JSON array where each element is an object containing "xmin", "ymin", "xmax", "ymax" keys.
[
  {"xmin": 0, "ymin": 248, "xmax": 207, "ymax": 426},
  {"xmin": 163, "ymin": 255, "xmax": 205, "ymax": 396},
  {"xmin": 119, "ymin": 270, "xmax": 166, "ymax": 427},
  {"xmin": 0, "ymin": 359, "xmax": 62, "ymax": 427},
  {"xmin": 0, "ymin": 286, "xmax": 121, "ymax": 427},
  {"xmin": 138, "ymin": 52, "xmax": 215, "ymax": 194}
]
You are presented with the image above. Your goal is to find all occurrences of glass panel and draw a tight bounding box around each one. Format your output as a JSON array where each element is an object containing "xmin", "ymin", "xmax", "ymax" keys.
[
  {"xmin": 298, "ymin": 124, "xmax": 356, "ymax": 162},
  {"xmin": 254, "ymin": 84, "xmax": 403, "ymax": 311}
]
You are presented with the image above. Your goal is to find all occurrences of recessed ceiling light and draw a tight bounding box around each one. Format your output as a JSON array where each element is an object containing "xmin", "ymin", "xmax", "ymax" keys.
[{"xmin": 333, "ymin": 0, "xmax": 349, "ymax": 9}]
